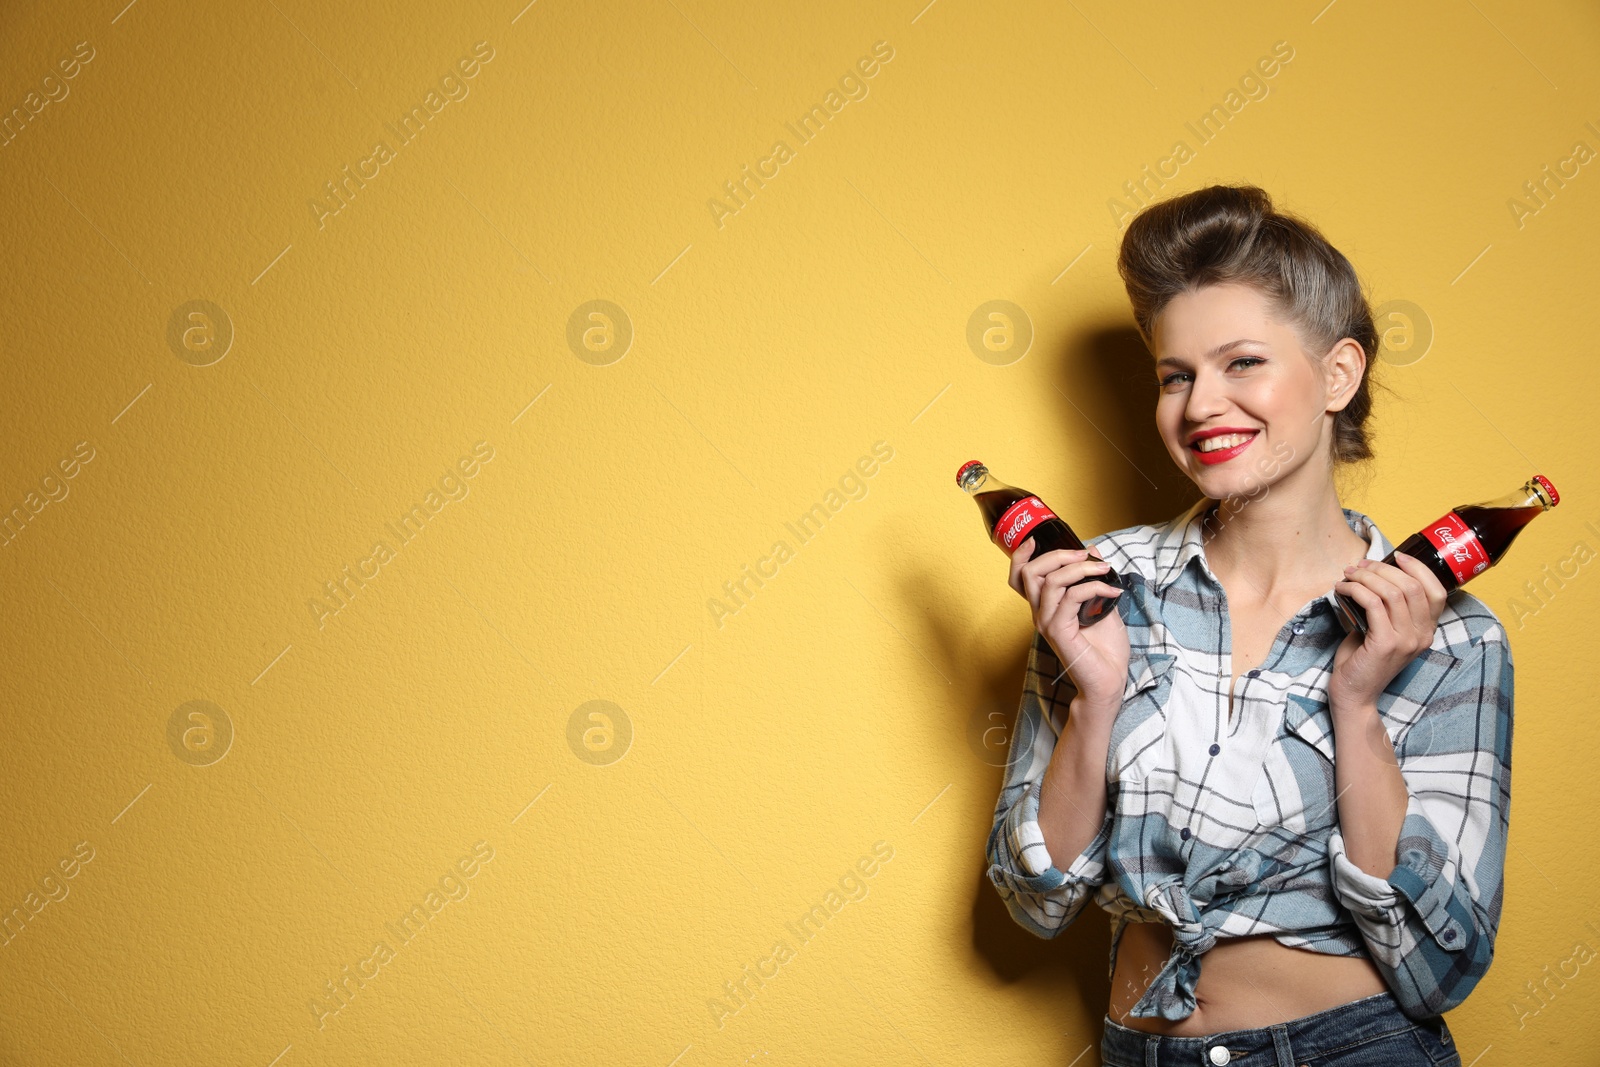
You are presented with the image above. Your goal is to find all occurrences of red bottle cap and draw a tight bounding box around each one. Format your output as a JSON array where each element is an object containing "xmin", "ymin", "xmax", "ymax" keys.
[
  {"xmin": 955, "ymin": 460, "xmax": 984, "ymax": 486},
  {"xmin": 1534, "ymin": 474, "xmax": 1559, "ymax": 506}
]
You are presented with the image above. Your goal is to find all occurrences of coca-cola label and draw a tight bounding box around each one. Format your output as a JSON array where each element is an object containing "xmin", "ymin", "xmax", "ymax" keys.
[
  {"xmin": 994, "ymin": 496, "xmax": 1058, "ymax": 552},
  {"xmin": 1420, "ymin": 511, "xmax": 1490, "ymax": 584}
]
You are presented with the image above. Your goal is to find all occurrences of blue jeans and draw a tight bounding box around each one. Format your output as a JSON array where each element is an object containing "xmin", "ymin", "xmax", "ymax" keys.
[{"xmin": 1100, "ymin": 991, "xmax": 1463, "ymax": 1066}]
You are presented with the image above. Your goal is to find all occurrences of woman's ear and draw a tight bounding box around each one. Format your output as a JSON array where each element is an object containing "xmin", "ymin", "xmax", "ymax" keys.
[{"xmin": 1323, "ymin": 338, "xmax": 1366, "ymax": 414}]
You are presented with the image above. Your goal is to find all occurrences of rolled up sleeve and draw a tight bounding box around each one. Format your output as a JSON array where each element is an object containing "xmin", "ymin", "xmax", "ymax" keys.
[
  {"xmin": 1328, "ymin": 628, "xmax": 1514, "ymax": 1018},
  {"xmin": 985, "ymin": 631, "xmax": 1113, "ymax": 939}
]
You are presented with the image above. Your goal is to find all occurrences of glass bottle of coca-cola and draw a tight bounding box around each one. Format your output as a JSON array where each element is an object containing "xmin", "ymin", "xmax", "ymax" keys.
[
  {"xmin": 1334, "ymin": 474, "xmax": 1560, "ymax": 635},
  {"xmin": 956, "ymin": 460, "xmax": 1124, "ymax": 628}
]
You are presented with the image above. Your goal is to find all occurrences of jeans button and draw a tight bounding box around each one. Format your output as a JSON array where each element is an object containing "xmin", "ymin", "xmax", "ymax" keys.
[{"xmin": 1207, "ymin": 1046, "xmax": 1231, "ymax": 1065}]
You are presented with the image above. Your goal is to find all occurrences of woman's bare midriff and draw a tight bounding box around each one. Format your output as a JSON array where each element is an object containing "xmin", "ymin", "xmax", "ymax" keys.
[{"xmin": 1109, "ymin": 920, "xmax": 1390, "ymax": 1035}]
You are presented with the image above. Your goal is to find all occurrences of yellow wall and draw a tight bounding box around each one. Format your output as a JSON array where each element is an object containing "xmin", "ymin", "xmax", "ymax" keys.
[{"xmin": 1, "ymin": 0, "xmax": 1596, "ymax": 1062}]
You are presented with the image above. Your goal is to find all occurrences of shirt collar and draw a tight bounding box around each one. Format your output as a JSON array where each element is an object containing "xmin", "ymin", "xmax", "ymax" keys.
[{"xmin": 1152, "ymin": 497, "xmax": 1394, "ymax": 607}]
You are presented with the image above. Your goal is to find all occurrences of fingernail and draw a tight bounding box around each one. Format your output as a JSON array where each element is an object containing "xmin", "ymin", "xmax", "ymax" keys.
[{"xmin": 1344, "ymin": 564, "xmax": 1355, "ymax": 573}]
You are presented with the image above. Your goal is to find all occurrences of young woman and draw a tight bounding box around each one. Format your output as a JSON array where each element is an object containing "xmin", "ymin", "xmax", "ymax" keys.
[{"xmin": 986, "ymin": 185, "xmax": 1511, "ymax": 1066}]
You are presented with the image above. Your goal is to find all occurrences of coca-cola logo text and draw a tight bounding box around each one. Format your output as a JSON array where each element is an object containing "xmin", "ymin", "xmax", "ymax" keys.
[
  {"xmin": 995, "ymin": 497, "xmax": 1057, "ymax": 552},
  {"xmin": 1421, "ymin": 513, "xmax": 1489, "ymax": 585},
  {"xmin": 1433, "ymin": 525, "xmax": 1484, "ymax": 572}
]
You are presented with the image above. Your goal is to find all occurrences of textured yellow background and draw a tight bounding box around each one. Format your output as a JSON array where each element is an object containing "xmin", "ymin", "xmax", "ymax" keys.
[{"xmin": 1, "ymin": 0, "xmax": 1596, "ymax": 1063}]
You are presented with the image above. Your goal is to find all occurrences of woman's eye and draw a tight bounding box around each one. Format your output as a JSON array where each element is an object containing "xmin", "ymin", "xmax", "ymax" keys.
[{"xmin": 1159, "ymin": 357, "xmax": 1263, "ymax": 388}]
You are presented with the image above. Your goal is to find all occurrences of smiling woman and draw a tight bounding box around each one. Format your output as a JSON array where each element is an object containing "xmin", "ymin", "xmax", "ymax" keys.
[
  {"xmin": 988, "ymin": 184, "xmax": 1499, "ymax": 1067},
  {"xmin": 1124, "ymin": 187, "xmax": 1382, "ymax": 477}
]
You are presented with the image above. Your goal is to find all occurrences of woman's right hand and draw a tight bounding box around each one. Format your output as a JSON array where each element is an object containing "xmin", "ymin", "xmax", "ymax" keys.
[{"xmin": 1008, "ymin": 537, "xmax": 1131, "ymax": 717}]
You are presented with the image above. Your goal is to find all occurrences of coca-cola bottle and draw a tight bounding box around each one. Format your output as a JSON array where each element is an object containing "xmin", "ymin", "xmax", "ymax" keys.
[
  {"xmin": 1334, "ymin": 475, "xmax": 1560, "ymax": 636},
  {"xmin": 957, "ymin": 460, "xmax": 1124, "ymax": 628}
]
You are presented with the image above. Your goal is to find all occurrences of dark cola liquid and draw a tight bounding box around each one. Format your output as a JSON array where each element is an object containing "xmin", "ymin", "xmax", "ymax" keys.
[
  {"xmin": 1333, "ymin": 475, "xmax": 1558, "ymax": 636},
  {"xmin": 961, "ymin": 464, "xmax": 1125, "ymax": 628}
]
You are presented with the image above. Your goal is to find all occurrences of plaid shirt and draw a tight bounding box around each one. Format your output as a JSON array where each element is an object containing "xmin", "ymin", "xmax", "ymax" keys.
[{"xmin": 985, "ymin": 496, "xmax": 1515, "ymax": 1022}]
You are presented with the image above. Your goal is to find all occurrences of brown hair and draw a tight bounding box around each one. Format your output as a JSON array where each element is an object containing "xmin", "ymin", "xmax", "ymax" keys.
[{"xmin": 1116, "ymin": 184, "xmax": 1380, "ymax": 466}]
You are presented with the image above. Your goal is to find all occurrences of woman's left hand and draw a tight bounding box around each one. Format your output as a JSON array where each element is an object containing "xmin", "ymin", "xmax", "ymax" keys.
[{"xmin": 1328, "ymin": 551, "xmax": 1451, "ymax": 709}]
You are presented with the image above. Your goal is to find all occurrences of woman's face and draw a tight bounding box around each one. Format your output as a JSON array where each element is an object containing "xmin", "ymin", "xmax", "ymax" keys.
[{"xmin": 1150, "ymin": 282, "xmax": 1341, "ymax": 498}]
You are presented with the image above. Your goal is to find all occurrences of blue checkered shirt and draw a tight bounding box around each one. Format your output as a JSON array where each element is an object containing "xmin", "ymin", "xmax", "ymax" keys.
[{"xmin": 985, "ymin": 497, "xmax": 1514, "ymax": 1022}]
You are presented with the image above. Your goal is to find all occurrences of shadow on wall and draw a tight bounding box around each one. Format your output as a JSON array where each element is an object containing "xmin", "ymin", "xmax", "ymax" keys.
[
  {"xmin": 1058, "ymin": 322, "xmax": 1199, "ymax": 519},
  {"xmin": 942, "ymin": 322, "xmax": 1199, "ymax": 1024},
  {"xmin": 961, "ymin": 631, "xmax": 1112, "ymax": 1020}
]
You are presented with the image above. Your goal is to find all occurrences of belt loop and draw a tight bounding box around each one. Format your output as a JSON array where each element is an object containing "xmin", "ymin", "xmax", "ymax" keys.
[
  {"xmin": 1145, "ymin": 1034, "xmax": 1160, "ymax": 1067},
  {"xmin": 1271, "ymin": 1024, "xmax": 1294, "ymax": 1067}
]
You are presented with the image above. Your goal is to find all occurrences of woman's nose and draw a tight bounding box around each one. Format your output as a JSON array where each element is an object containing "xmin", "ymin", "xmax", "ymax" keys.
[{"xmin": 1184, "ymin": 371, "xmax": 1230, "ymax": 422}]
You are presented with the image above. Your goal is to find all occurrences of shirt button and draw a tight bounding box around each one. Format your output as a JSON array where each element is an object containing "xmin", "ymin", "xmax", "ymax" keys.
[
  {"xmin": 1180, "ymin": 827, "xmax": 1191, "ymax": 840},
  {"xmin": 1293, "ymin": 624, "xmax": 1306, "ymax": 635},
  {"xmin": 1208, "ymin": 1046, "xmax": 1232, "ymax": 1065},
  {"xmin": 1443, "ymin": 928, "xmax": 1457, "ymax": 942},
  {"xmin": 1247, "ymin": 669, "xmax": 1260, "ymax": 678},
  {"xmin": 1208, "ymin": 743, "xmax": 1221, "ymax": 756}
]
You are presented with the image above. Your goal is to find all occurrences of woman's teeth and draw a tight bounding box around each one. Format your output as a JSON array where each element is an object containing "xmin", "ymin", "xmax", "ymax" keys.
[{"xmin": 1195, "ymin": 432, "xmax": 1257, "ymax": 453}]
